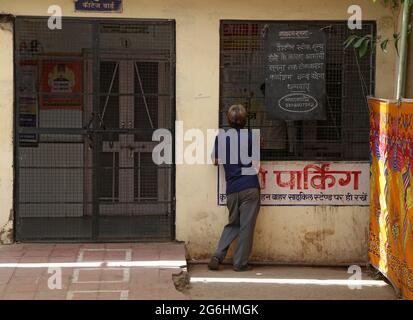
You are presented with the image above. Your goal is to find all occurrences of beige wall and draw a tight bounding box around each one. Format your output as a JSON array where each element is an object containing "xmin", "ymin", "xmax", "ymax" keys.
[
  {"xmin": 0, "ymin": 20, "xmax": 14, "ymax": 244},
  {"xmin": 0, "ymin": 0, "xmax": 400, "ymax": 263}
]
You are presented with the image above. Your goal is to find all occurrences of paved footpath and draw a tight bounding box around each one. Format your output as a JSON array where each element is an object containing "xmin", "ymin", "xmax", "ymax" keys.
[
  {"xmin": 0, "ymin": 243, "xmax": 188, "ymax": 300},
  {"xmin": 187, "ymin": 264, "xmax": 398, "ymax": 300}
]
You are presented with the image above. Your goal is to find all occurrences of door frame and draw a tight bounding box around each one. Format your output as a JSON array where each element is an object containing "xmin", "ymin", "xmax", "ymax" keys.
[{"xmin": 13, "ymin": 17, "xmax": 176, "ymax": 242}]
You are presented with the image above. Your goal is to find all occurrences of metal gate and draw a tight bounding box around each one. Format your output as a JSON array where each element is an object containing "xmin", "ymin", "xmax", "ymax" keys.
[{"xmin": 14, "ymin": 17, "xmax": 175, "ymax": 241}]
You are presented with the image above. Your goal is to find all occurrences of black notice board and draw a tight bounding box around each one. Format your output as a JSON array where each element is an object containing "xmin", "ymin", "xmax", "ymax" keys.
[{"xmin": 264, "ymin": 26, "xmax": 327, "ymax": 120}]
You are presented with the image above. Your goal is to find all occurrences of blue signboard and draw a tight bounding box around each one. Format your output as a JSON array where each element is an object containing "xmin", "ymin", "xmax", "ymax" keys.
[
  {"xmin": 19, "ymin": 113, "xmax": 38, "ymax": 146},
  {"xmin": 75, "ymin": 0, "xmax": 122, "ymax": 12}
]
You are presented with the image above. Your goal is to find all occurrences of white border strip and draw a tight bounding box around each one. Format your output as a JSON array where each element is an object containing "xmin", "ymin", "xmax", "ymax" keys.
[
  {"xmin": 72, "ymin": 267, "xmax": 130, "ymax": 283},
  {"xmin": 76, "ymin": 249, "xmax": 132, "ymax": 262},
  {"xmin": 190, "ymin": 277, "xmax": 388, "ymax": 287},
  {"xmin": 66, "ymin": 290, "xmax": 129, "ymax": 300}
]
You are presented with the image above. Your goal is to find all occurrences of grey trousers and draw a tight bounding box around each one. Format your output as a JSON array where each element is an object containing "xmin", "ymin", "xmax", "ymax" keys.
[{"xmin": 213, "ymin": 187, "xmax": 260, "ymax": 268}]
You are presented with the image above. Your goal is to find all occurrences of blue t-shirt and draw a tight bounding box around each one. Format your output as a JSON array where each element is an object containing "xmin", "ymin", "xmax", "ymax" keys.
[{"xmin": 213, "ymin": 128, "xmax": 260, "ymax": 195}]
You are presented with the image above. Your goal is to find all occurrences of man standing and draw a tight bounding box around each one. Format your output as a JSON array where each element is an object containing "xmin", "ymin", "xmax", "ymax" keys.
[{"xmin": 209, "ymin": 104, "xmax": 261, "ymax": 272}]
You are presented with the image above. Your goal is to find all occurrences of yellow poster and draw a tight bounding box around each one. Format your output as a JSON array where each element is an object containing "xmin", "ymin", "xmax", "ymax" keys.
[{"xmin": 368, "ymin": 97, "xmax": 413, "ymax": 300}]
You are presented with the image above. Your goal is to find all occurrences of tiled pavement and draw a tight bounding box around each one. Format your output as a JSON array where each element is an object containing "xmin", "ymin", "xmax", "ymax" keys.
[{"xmin": 0, "ymin": 243, "xmax": 189, "ymax": 300}]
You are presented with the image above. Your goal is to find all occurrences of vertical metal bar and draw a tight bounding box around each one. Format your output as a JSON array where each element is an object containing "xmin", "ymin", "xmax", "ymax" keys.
[
  {"xmin": 112, "ymin": 150, "xmax": 116, "ymax": 202},
  {"xmin": 368, "ymin": 24, "xmax": 374, "ymax": 95},
  {"xmin": 13, "ymin": 17, "xmax": 20, "ymax": 241},
  {"xmin": 137, "ymin": 152, "xmax": 141, "ymax": 202},
  {"xmin": 134, "ymin": 62, "xmax": 154, "ymax": 129},
  {"xmin": 395, "ymin": 0, "xmax": 411, "ymax": 100},
  {"xmin": 170, "ymin": 20, "xmax": 176, "ymax": 240},
  {"xmin": 92, "ymin": 21, "xmax": 100, "ymax": 240},
  {"xmin": 341, "ymin": 24, "xmax": 347, "ymax": 158},
  {"xmin": 247, "ymin": 23, "xmax": 253, "ymax": 130}
]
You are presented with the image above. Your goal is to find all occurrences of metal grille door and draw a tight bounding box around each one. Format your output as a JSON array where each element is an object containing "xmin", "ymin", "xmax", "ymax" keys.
[{"xmin": 14, "ymin": 18, "xmax": 175, "ymax": 241}]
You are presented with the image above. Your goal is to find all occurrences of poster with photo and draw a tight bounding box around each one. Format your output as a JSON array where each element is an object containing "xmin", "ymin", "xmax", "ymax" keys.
[{"xmin": 40, "ymin": 58, "xmax": 83, "ymax": 110}]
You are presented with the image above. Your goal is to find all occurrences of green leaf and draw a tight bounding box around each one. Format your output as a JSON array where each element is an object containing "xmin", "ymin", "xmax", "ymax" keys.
[
  {"xmin": 359, "ymin": 39, "xmax": 370, "ymax": 58},
  {"xmin": 380, "ymin": 39, "xmax": 389, "ymax": 53},
  {"xmin": 344, "ymin": 35, "xmax": 358, "ymax": 49},
  {"xmin": 354, "ymin": 36, "xmax": 367, "ymax": 48},
  {"xmin": 371, "ymin": 40, "xmax": 378, "ymax": 54},
  {"xmin": 393, "ymin": 33, "xmax": 400, "ymax": 55}
]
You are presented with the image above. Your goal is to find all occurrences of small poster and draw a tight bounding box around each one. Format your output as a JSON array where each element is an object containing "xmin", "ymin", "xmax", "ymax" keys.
[
  {"xmin": 19, "ymin": 62, "xmax": 38, "ymax": 145},
  {"xmin": 40, "ymin": 59, "xmax": 83, "ymax": 110}
]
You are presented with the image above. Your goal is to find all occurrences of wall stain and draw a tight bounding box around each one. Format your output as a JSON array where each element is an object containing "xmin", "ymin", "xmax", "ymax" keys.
[
  {"xmin": 303, "ymin": 229, "xmax": 335, "ymax": 253},
  {"xmin": 0, "ymin": 222, "xmax": 13, "ymax": 244},
  {"xmin": 0, "ymin": 15, "xmax": 14, "ymax": 32}
]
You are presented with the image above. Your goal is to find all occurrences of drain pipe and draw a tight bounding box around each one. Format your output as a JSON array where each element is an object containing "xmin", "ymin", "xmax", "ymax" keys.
[{"xmin": 395, "ymin": 0, "xmax": 412, "ymax": 100}]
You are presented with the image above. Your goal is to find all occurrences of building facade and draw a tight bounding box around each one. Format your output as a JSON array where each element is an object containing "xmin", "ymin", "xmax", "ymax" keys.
[{"xmin": 0, "ymin": 0, "xmax": 412, "ymax": 264}]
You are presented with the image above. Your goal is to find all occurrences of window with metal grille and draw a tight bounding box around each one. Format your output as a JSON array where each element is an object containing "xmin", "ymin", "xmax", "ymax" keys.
[{"xmin": 219, "ymin": 21, "xmax": 376, "ymax": 161}]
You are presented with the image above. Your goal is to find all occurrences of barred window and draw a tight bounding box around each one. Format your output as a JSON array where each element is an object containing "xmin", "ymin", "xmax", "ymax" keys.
[{"xmin": 219, "ymin": 21, "xmax": 376, "ymax": 161}]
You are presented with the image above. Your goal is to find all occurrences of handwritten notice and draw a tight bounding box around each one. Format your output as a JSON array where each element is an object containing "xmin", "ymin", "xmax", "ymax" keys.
[
  {"xmin": 264, "ymin": 27, "xmax": 327, "ymax": 120},
  {"xmin": 218, "ymin": 162, "xmax": 370, "ymax": 206}
]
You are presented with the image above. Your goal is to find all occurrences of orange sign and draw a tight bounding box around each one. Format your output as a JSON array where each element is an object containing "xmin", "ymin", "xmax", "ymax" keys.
[{"xmin": 40, "ymin": 59, "xmax": 83, "ymax": 110}]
